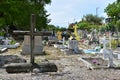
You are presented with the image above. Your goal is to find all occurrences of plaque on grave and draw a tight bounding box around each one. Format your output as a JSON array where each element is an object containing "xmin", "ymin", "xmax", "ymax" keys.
[{"xmin": 21, "ymin": 35, "xmax": 44, "ymax": 55}]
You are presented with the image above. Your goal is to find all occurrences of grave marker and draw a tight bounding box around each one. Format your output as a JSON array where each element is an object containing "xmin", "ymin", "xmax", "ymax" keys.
[
  {"xmin": 68, "ymin": 40, "xmax": 78, "ymax": 50},
  {"xmin": 67, "ymin": 40, "xmax": 81, "ymax": 53},
  {"xmin": 5, "ymin": 14, "xmax": 58, "ymax": 73},
  {"xmin": 22, "ymin": 35, "xmax": 43, "ymax": 55},
  {"xmin": 21, "ymin": 14, "xmax": 52, "ymax": 64},
  {"xmin": 100, "ymin": 36, "xmax": 110, "ymax": 60}
]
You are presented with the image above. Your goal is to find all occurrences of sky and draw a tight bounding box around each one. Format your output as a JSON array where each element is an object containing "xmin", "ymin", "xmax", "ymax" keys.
[{"xmin": 45, "ymin": 0, "xmax": 115, "ymax": 28}]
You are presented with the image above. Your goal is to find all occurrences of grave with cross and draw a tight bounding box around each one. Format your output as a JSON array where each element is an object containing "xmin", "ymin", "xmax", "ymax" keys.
[
  {"xmin": 99, "ymin": 36, "xmax": 115, "ymax": 68},
  {"xmin": 5, "ymin": 14, "xmax": 58, "ymax": 73},
  {"xmin": 21, "ymin": 14, "xmax": 54, "ymax": 64},
  {"xmin": 22, "ymin": 14, "xmax": 42, "ymax": 64}
]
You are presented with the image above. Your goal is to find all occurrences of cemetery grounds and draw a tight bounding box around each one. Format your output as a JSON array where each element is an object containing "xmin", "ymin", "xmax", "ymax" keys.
[{"xmin": 0, "ymin": 41, "xmax": 120, "ymax": 80}]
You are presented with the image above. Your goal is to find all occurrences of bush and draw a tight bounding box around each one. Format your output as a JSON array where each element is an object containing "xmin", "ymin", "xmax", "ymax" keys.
[{"xmin": 10, "ymin": 40, "xmax": 16, "ymax": 45}]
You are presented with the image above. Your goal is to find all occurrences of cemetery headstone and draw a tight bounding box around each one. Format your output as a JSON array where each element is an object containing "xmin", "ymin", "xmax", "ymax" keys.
[
  {"xmin": 90, "ymin": 29, "xmax": 99, "ymax": 44},
  {"xmin": 100, "ymin": 36, "xmax": 110, "ymax": 60},
  {"xmin": 83, "ymin": 30, "xmax": 87, "ymax": 39},
  {"xmin": 21, "ymin": 35, "xmax": 44, "ymax": 55},
  {"xmin": 107, "ymin": 49, "xmax": 114, "ymax": 68},
  {"xmin": 68, "ymin": 40, "xmax": 80, "ymax": 53}
]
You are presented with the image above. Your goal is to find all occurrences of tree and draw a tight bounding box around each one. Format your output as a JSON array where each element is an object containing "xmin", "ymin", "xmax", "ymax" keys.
[
  {"xmin": 0, "ymin": 0, "xmax": 51, "ymax": 31},
  {"xmin": 68, "ymin": 23, "xmax": 76, "ymax": 29},
  {"xmin": 82, "ymin": 14, "xmax": 104, "ymax": 25},
  {"xmin": 77, "ymin": 22, "xmax": 90, "ymax": 30},
  {"xmin": 104, "ymin": 0, "xmax": 120, "ymax": 32},
  {"xmin": 116, "ymin": 20, "xmax": 120, "ymax": 31}
]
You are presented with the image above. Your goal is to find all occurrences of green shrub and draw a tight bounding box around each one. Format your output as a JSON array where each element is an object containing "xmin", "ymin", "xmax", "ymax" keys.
[
  {"xmin": 10, "ymin": 40, "xmax": 16, "ymax": 45},
  {"xmin": 0, "ymin": 31, "xmax": 5, "ymax": 36}
]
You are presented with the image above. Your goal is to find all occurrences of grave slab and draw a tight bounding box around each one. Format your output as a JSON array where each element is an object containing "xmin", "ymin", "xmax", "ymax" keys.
[{"xmin": 21, "ymin": 35, "xmax": 44, "ymax": 55}]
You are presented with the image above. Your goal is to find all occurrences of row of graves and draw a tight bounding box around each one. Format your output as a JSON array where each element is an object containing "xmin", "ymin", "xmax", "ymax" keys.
[
  {"xmin": 1, "ymin": 14, "xmax": 120, "ymax": 74},
  {"xmin": 55, "ymin": 25, "xmax": 120, "ymax": 70},
  {"xmin": 53, "ymin": 37, "xmax": 83, "ymax": 54},
  {"xmin": 77, "ymin": 29, "xmax": 120, "ymax": 70},
  {"xmin": 40, "ymin": 25, "xmax": 120, "ymax": 70}
]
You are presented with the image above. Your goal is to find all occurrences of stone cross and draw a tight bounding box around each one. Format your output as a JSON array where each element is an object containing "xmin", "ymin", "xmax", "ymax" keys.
[
  {"xmin": 100, "ymin": 36, "xmax": 110, "ymax": 60},
  {"xmin": 100, "ymin": 36, "xmax": 109, "ymax": 49}
]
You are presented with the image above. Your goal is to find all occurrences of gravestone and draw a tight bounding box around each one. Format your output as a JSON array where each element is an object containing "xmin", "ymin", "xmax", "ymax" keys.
[
  {"xmin": 107, "ymin": 49, "xmax": 114, "ymax": 68},
  {"xmin": 67, "ymin": 40, "xmax": 81, "ymax": 53},
  {"xmin": 100, "ymin": 36, "xmax": 110, "ymax": 60},
  {"xmin": 90, "ymin": 29, "xmax": 99, "ymax": 45},
  {"xmin": 21, "ymin": 35, "xmax": 44, "ymax": 55},
  {"xmin": 68, "ymin": 40, "xmax": 78, "ymax": 50}
]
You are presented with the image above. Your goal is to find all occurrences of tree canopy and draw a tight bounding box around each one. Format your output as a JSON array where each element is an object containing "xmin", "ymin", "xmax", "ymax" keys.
[
  {"xmin": 0, "ymin": 0, "xmax": 51, "ymax": 31},
  {"xmin": 104, "ymin": 0, "xmax": 120, "ymax": 31},
  {"xmin": 68, "ymin": 14, "xmax": 104, "ymax": 31},
  {"xmin": 82, "ymin": 14, "xmax": 104, "ymax": 25}
]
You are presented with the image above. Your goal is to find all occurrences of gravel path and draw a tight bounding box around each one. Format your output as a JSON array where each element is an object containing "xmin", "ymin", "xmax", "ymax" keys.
[
  {"xmin": 0, "ymin": 46, "xmax": 120, "ymax": 80},
  {"xmin": 0, "ymin": 55, "xmax": 120, "ymax": 80}
]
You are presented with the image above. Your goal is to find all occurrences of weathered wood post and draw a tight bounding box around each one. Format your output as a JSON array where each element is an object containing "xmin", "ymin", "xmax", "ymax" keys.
[{"xmin": 30, "ymin": 14, "xmax": 36, "ymax": 64}]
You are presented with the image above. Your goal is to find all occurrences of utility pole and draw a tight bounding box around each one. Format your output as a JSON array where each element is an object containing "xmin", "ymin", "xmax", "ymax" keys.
[
  {"xmin": 95, "ymin": 7, "xmax": 99, "ymax": 25},
  {"xmin": 96, "ymin": 7, "xmax": 99, "ymax": 17}
]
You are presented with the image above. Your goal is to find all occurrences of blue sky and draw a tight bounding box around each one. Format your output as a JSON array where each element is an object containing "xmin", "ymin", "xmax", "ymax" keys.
[{"xmin": 45, "ymin": 0, "xmax": 115, "ymax": 28}]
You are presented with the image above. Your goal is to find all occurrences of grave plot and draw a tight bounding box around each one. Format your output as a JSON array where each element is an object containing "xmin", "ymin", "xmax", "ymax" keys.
[
  {"xmin": 0, "ymin": 38, "xmax": 20, "ymax": 49},
  {"xmin": 79, "ymin": 57, "xmax": 120, "ymax": 70},
  {"xmin": 78, "ymin": 57, "xmax": 108, "ymax": 70},
  {"xmin": 53, "ymin": 39, "xmax": 83, "ymax": 54},
  {"xmin": 4, "ymin": 14, "xmax": 58, "ymax": 73},
  {"xmin": 0, "ymin": 55, "xmax": 26, "ymax": 67}
]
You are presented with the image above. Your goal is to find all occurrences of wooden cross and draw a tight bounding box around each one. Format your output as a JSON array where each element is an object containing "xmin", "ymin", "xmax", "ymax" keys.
[
  {"xmin": 13, "ymin": 14, "xmax": 52, "ymax": 64},
  {"xmin": 5, "ymin": 14, "xmax": 57, "ymax": 73},
  {"xmin": 28, "ymin": 14, "xmax": 52, "ymax": 64},
  {"xmin": 30, "ymin": 14, "xmax": 36, "ymax": 64}
]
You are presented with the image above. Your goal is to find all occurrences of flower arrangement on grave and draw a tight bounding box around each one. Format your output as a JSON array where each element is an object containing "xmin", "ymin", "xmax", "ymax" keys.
[{"xmin": 92, "ymin": 59, "xmax": 100, "ymax": 66}]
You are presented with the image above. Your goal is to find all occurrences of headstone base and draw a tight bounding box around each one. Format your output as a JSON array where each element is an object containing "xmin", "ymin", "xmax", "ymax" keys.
[{"xmin": 5, "ymin": 62, "xmax": 58, "ymax": 73}]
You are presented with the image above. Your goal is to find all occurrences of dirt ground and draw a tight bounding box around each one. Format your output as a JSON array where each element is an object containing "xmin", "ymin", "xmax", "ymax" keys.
[{"xmin": 0, "ymin": 45, "xmax": 120, "ymax": 80}]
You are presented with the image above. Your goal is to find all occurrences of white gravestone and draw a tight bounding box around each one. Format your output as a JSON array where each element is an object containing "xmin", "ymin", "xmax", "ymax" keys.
[
  {"xmin": 22, "ymin": 35, "xmax": 44, "ymax": 55},
  {"xmin": 100, "ymin": 36, "xmax": 110, "ymax": 60},
  {"xmin": 68, "ymin": 40, "xmax": 78, "ymax": 49},
  {"xmin": 68, "ymin": 40, "xmax": 79, "ymax": 53},
  {"xmin": 107, "ymin": 49, "xmax": 114, "ymax": 68},
  {"xmin": 100, "ymin": 37, "xmax": 114, "ymax": 67}
]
